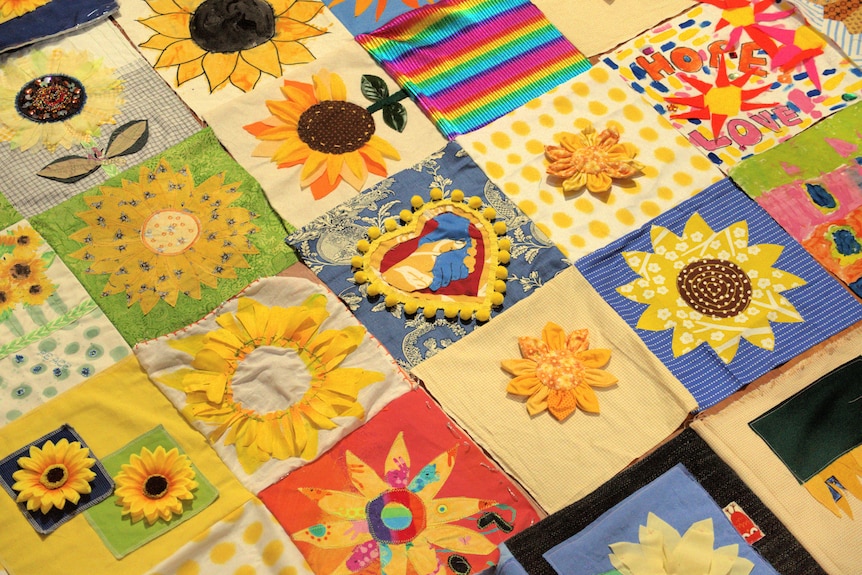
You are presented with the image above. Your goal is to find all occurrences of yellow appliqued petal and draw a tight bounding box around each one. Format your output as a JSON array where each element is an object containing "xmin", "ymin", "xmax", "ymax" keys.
[
  {"xmin": 12, "ymin": 439, "xmax": 96, "ymax": 514},
  {"xmin": 113, "ymin": 445, "xmax": 197, "ymax": 525}
]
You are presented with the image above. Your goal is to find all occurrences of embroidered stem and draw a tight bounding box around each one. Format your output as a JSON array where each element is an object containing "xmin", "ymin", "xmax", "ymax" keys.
[
  {"xmin": 47, "ymin": 292, "xmax": 69, "ymax": 315},
  {"xmin": 0, "ymin": 300, "xmax": 97, "ymax": 359},
  {"xmin": 366, "ymin": 89, "xmax": 410, "ymax": 114},
  {"xmin": 26, "ymin": 305, "xmax": 49, "ymax": 326},
  {"xmin": 2, "ymin": 314, "xmax": 25, "ymax": 338}
]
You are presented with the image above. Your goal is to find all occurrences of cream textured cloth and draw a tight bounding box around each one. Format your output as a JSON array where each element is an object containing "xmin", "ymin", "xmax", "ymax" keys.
[{"xmin": 412, "ymin": 266, "xmax": 697, "ymax": 513}]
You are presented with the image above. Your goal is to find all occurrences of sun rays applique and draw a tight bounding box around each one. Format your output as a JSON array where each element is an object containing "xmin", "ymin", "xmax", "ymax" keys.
[{"xmin": 617, "ymin": 213, "xmax": 806, "ymax": 363}]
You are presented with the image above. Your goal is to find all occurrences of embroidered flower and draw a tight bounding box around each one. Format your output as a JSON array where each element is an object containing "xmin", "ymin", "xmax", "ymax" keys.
[
  {"xmin": 113, "ymin": 445, "xmax": 197, "ymax": 525},
  {"xmin": 68, "ymin": 159, "xmax": 259, "ymax": 314},
  {"xmin": 138, "ymin": 0, "xmax": 326, "ymax": 92},
  {"xmin": 11, "ymin": 438, "xmax": 97, "ymax": 514},
  {"xmin": 292, "ymin": 432, "xmax": 497, "ymax": 575},
  {"xmin": 501, "ymin": 323, "xmax": 617, "ymax": 420},
  {"xmin": 609, "ymin": 512, "xmax": 754, "ymax": 575},
  {"xmin": 244, "ymin": 69, "xmax": 400, "ymax": 199},
  {"xmin": 618, "ymin": 213, "xmax": 805, "ymax": 363},
  {"xmin": 0, "ymin": 0, "xmax": 52, "ymax": 24},
  {"xmin": 165, "ymin": 294, "xmax": 384, "ymax": 473},
  {"xmin": 545, "ymin": 122, "xmax": 644, "ymax": 194},
  {"xmin": 0, "ymin": 49, "xmax": 123, "ymax": 152}
]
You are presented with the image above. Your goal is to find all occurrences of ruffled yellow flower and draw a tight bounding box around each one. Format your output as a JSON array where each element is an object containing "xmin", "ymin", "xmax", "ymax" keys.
[
  {"xmin": 0, "ymin": 49, "xmax": 123, "ymax": 152},
  {"xmin": 69, "ymin": 159, "xmax": 259, "ymax": 314},
  {"xmin": 617, "ymin": 213, "xmax": 806, "ymax": 363},
  {"xmin": 138, "ymin": 0, "xmax": 326, "ymax": 92},
  {"xmin": 163, "ymin": 294, "xmax": 384, "ymax": 473},
  {"xmin": 0, "ymin": 0, "xmax": 52, "ymax": 24},
  {"xmin": 502, "ymin": 323, "xmax": 617, "ymax": 420},
  {"xmin": 113, "ymin": 445, "xmax": 198, "ymax": 525},
  {"xmin": 609, "ymin": 512, "xmax": 754, "ymax": 575},
  {"xmin": 12, "ymin": 438, "xmax": 96, "ymax": 514}
]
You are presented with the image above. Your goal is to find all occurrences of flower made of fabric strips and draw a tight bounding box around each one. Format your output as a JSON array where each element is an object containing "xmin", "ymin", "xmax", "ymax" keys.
[
  {"xmin": 502, "ymin": 323, "xmax": 617, "ymax": 420},
  {"xmin": 162, "ymin": 294, "xmax": 384, "ymax": 473},
  {"xmin": 617, "ymin": 213, "xmax": 806, "ymax": 363},
  {"xmin": 545, "ymin": 122, "xmax": 644, "ymax": 194},
  {"xmin": 292, "ymin": 432, "xmax": 497, "ymax": 575},
  {"xmin": 12, "ymin": 438, "xmax": 96, "ymax": 514},
  {"xmin": 113, "ymin": 445, "xmax": 197, "ymax": 525}
]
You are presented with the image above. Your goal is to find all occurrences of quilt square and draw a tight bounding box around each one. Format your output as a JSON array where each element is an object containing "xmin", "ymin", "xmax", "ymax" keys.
[
  {"xmin": 356, "ymin": 0, "xmax": 592, "ymax": 139},
  {"xmin": 0, "ymin": 0, "xmax": 116, "ymax": 52},
  {"xmin": 0, "ymin": 424, "xmax": 112, "ymax": 534},
  {"xmin": 259, "ymin": 387, "xmax": 542, "ymax": 575},
  {"xmin": 605, "ymin": 2, "xmax": 862, "ymax": 168},
  {"xmin": 458, "ymin": 62, "xmax": 723, "ymax": 261},
  {"xmin": 793, "ymin": 0, "xmax": 862, "ymax": 68},
  {"xmin": 576, "ymin": 177, "xmax": 862, "ymax": 409},
  {"xmin": 287, "ymin": 141, "xmax": 570, "ymax": 369},
  {"xmin": 730, "ymin": 103, "xmax": 862, "ymax": 297},
  {"xmin": 321, "ymin": 0, "xmax": 431, "ymax": 35},
  {"xmin": 30, "ymin": 128, "xmax": 297, "ymax": 345}
]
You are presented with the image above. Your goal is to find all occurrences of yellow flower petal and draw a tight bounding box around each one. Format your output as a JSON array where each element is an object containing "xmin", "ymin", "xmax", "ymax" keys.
[
  {"xmin": 242, "ymin": 41, "xmax": 283, "ymax": 78},
  {"xmin": 139, "ymin": 13, "xmax": 192, "ymax": 39},
  {"xmin": 202, "ymin": 51, "xmax": 238, "ymax": 91}
]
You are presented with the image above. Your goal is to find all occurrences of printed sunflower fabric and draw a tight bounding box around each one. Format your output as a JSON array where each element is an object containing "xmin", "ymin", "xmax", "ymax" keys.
[
  {"xmin": 791, "ymin": 0, "xmax": 862, "ymax": 67},
  {"xmin": 207, "ymin": 41, "xmax": 446, "ymax": 229},
  {"xmin": 0, "ymin": 0, "xmax": 116, "ymax": 52},
  {"xmin": 0, "ymin": 221, "xmax": 129, "ymax": 428},
  {"xmin": 0, "ymin": 20, "xmax": 202, "ymax": 218},
  {"xmin": 693, "ymin": 324, "xmax": 862, "ymax": 575},
  {"xmin": 134, "ymin": 275, "xmax": 413, "ymax": 494},
  {"xmin": 288, "ymin": 141, "xmax": 570, "ymax": 370},
  {"xmin": 606, "ymin": 2, "xmax": 862, "ymax": 169},
  {"xmin": 729, "ymin": 104, "xmax": 862, "ymax": 298},
  {"xmin": 413, "ymin": 265, "xmax": 697, "ymax": 513},
  {"xmin": 576, "ymin": 177, "xmax": 862, "ymax": 410},
  {"xmin": 30, "ymin": 128, "xmax": 296, "ymax": 345},
  {"xmin": 0, "ymin": 355, "xmax": 251, "ymax": 575},
  {"xmin": 259, "ymin": 387, "xmax": 542, "ymax": 575},
  {"xmin": 458, "ymin": 62, "xmax": 723, "ymax": 262},
  {"xmin": 114, "ymin": 0, "xmax": 347, "ymax": 118}
]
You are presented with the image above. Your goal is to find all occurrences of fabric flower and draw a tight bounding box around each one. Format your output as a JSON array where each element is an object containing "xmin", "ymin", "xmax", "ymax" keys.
[
  {"xmin": 113, "ymin": 445, "xmax": 198, "ymax": 525},
  {"xmin": 545, "ymin": 122, "xmax": 644, "ymax": 194},
  {"xmin": 244, "ymin": 69, "xmax": 400, "ymax": 199},
  {"xmin": 11, "ymin": 438, "xmax": 97, "ymax": 514},
  {"xmin": 502, "ymin": 323, "xmax": 617, "ymax": 420},
  {"xmin": 292, "ymin": 432, "xmax": 497, "ymax": 575}
]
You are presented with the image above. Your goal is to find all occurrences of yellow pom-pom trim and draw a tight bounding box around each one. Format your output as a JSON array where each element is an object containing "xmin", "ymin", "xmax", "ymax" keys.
[
  {"xmin": 468, "ymin": 196, "xmax": 482, "ymax": 209},
  {"xmin": 385, "ymin": 294, "xmax": 399, "ymax": 307},
  {"xmin": 451, "ymin": 190, "xmax": 465, "ymax": 202},
  {"xmin": 367, "ymin": 282, "xmax": 381, "ymax": 297},
  {"xmin": 354, "ymin": 271, "xmax": 368, "ymax": 284},
  {"xmin": 430, "ymin": 188, "xmax": 443, "ymax": 201},
  {"xmin": 357, "ymin": 239, "xmax": 370, "ymax": 253},
  {"xmin": 399, "ymin": 210, "xmax": 413, "ymax": 222},
  {"xmin": 493, "ymin": 221, "xmax": 507, "ymax": 235},
  {"xmin": 350, "ymin": 256, "xmax": 363, "ymax": 268},
  {"xmin": 443, "ymin": 304, "xmax": 458, "ymax": 319},
  {"xmin": 424, "ymin": 305, "xmax": 438, "ymax": 319},
  {"xmin": 404, "ymin": 301, "xmax": 419, "ymax": 314},
  {"xmin": 490, "ymin": 293, "xmax": 504, "ymax": 306},
  {"xmin": 476, "ymin": 309, "xmax": 491, "ymax": 322},
  {"xmin": 495, "ymin": 266, "xmax": 508, "ymax": 280},
  {"xmin": 384, "ymin": 219, "xmax": 397, "ymax": 232},
  {"xmin": 494, "ymin": 280, "xmax": 507, "ymax": 293},
  {"xmin": 483, "ymin": 207, "xmax": 496, "ymax": 220},
  {"xmin": 368, "ymin": 227, "xmax": 381, "ymax": 240},
  {"xmin": 498, "ymin": 251, "xmax": 510, "ymax": 265},
  {"xmin": 459, "ymin": 308, "xmax": 473, "ymax": 321},
  {"xmin": 499, "ymin": 238, "xmax": 511, "ymax": 251},
  {"xmin": 411, "ymin": 195, "xmax": 424, "ymax": 208}
]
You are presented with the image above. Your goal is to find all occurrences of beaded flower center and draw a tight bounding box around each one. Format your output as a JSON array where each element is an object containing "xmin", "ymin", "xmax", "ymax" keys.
[{"xmin": 16, "ymin": 75, "xmax": 86, "ymax": 123}]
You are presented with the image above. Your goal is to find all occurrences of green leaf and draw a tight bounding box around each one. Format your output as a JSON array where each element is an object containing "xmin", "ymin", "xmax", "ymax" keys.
[
  {"xmin": 361, "ymin": 75, "xmax": 389, "ymax": 102},
  {"xmin": 104, "ymin": 120, "xmax": 149, "ymax": 159},
  {"xmin": 36, "ymin": 156, "xmax": 101, "ymax": 184},
  {"xmin": 382, "ymin": 103, "xmax": 408, "ymax": 132},
  {"xmin": 40, "ymin": 250, "xmax": 56, "ymax": 269}
]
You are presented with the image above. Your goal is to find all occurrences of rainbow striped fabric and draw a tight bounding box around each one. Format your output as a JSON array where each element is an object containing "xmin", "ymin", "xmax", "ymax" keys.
[{"xmin": 356, "ymin": 0, "xmax": 591, "ymax": 139}]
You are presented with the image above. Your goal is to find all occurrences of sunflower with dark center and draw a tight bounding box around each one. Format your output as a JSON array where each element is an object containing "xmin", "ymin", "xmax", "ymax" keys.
[
  {"xmin": 113, "ymin": 445, "xmax": 198, "ymax": 525},
  {"xmin": 12, "ymin": 438, "xmax": 97, "ymax": 514}
]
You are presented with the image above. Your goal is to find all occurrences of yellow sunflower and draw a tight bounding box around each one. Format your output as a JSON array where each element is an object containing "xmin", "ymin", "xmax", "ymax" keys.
[
  {"xmin": 0, "ymin": 225, "xmax": 56, "ymax": 310},
  {"xmin": 244, "ymin": 69, "xmax": 400, "ymax": 199},
  {"xmin": 12, "ymin": 438, "xmax": 97, "ymax": 514},
  {"xmin": 113, "ymin": 445, "xmax": 198, "ymax": 525},
  {"xmin": 161, "ymin": 294, "xmax": 384, "ymax": 473},
  {"xmin": 0, "ymin": 49, "xmax": 123, "ymax": 152},
  {"xmin": 502, "ymin": 323, "xmax": 617, "ymax": 420},
  {"xmin": 0, "ymin": 0, "xmax": 52, "ymax": 24},
  {"xmin": 617, "ymin": 213, "xmax": 806, "ymax": 363},
  {"xmin": 293, "ymin": 432, "xmax": 497, "ymax": 575},
  {"xmin": 68, "ymin": 159, "xmax": 259, "ymax": 314},
  {"xmin": 138, "ymin": 0, "xmax": 326, "ymax": 92}
]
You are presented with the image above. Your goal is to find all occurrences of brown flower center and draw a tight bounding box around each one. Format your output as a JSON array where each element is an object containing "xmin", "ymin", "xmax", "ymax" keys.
[
  {"xmin": 535, "ymin": 350, "xmax": 585, "ymax": 391},
  {"xmin": 29, "ymin": 285, "xmax": 42, "ymax": 295},
  {"xmin": 16, "ymin": 75, "xmax": 86, "ymax": 124},
  {"xmin": 11, "ymin": 263, "xmax": 31, "ymax": 279},
  {"xmin": 677, "ymin": 258, "xmax": 752, "ymax": 318},
  {"xmin": 143, "ymin": 475, "xmax": 169, "ymax": 499},
  {"xmin": 40, "ymin": 464, "xmax": 69, "ymax": 489},
  {"xmin": 298, "ymin": 101, "xmax": 374, "ymax": 155}
]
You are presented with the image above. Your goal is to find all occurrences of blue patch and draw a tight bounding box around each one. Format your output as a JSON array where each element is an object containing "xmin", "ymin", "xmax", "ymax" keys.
[
  {"xmin": 650, "ymin": 80, "xmax": 669, "ymax": 93},
  {"xmin": 679, "ymin": 19, "xmax": 695, "ymax": 28},
  {"xmin": 660, "ymin": 41, "xmax": 676, "ymax": 51},
  {"xmin": 603, "ymin": 57, "xmax": 619, "ymax": 70}
]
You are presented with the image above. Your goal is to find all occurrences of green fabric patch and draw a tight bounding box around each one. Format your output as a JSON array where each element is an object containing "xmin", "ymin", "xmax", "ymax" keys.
[
  {"xmin": 0, "ymin": 194, "xmax": 21, "ymax": 230},
  {"xmin": 749, "ymin": 356, "xmax": 862, "ymax": 482},
  {"xmin": 83, "ymin": 425, "xmax": 218, "ymax": 558},
  {"xmin": 30, "ymin": 128, "xmax": 297, "ymax": 344}
]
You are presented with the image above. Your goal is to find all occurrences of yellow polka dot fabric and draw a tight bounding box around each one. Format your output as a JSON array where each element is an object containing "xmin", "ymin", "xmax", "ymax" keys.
[
  {"xmin": 457, "ymin": 63, "xmax": 723, "ymax": 260},
  {"xmin": 146, "ymin": 499, "xmax": 312, "ymax": 575}
]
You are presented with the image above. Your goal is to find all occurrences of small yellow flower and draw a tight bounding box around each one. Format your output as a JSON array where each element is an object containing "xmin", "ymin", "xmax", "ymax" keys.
[
  {"xmin": 12, "ymin": 438, "xmax": 97, "ymax": 514},
  {"xmin": 113, "ymin": 445, "xmax": 198, "ymax": 525}
]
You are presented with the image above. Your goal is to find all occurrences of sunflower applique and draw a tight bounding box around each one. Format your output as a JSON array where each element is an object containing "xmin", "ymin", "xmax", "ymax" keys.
[
  {"xmin": 113, "ymin": 445, "xmax": 197, "ymax": 525},
  {"xmin": 11, "ymin": 438, "xmax": 97, "ymax": 514}
]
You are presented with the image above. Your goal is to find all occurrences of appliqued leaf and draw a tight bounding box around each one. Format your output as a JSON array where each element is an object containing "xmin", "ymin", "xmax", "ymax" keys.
[
  {"xmin": 361, "ymin": 74, "xmax": 389, "ymax": 102},
  {"xmin": 383, "ymin": 102, "xmax": 407, "ymax": 132},
  {"xmin": 36, "ymin": 157, "xmax": 101, "ymax": 184},
  {"xmin": 104, "ymin": 120, "xmax": 150, "ymax": 159}
]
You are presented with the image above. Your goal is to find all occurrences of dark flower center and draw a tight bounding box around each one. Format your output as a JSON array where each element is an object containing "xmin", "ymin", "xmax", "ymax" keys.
[
  {"xmin": 189, "ymin": 0, "xmax": 276, "ymax": 54},
  {"xmin": 17, "ymin": 235, "xmax": 31, "ymax": 247},
  {"xmin": 11, "ymin": 263, "xmax": 31, "ymax": 279},
  {"xmin": 298, "ymin": 101, "xmax": 375, "ymax": 154},
  {"xmin": 16, "ymin": 75, "xmax": 86, "ymax": 124},
  {"xmin": 677, "ymin": 258, "xmax": 752, "ymax": 318},
  {"xmin": 0, "ymin": 291, "xmax": 7, "ymax": 304},
  {"xmin": 143, "ymin": 474, "xmax": 169, "ymax": 499},
  {"xmin": 29, "ymin": 285, "xmax": 42, "ymax": 295},
  {"xmin": 40, "ymin": 464, "xmax": 68, "ymax": 489}
]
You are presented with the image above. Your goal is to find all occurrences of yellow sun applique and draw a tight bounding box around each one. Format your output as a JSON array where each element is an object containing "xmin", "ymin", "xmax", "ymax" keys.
[
  {"xmin": 327, "ymin": 0, "xmax": 422, "ymax": 21},
  {"xmin": 12, "ymin": 438, "xmax": 96, "ymax": 514},
  {"xmin": 113, "ymin": 445, "xmax": 198, "ymax": 525},
  {"xmin": 545, "ymin": 122, "xmax": 644, "ymax": 194},
  {"xmin": 0, "ymin": 0, "xmax": 52, "ymax": 24},
  {"xmin": 292, "ymin": 432, "xmax": 497, "ymax": 575},
  {"xmin": 138, "ymin": 0, "xmax": 327, "ymax": 92},
  {"xmin": 0, "ymin": 49, "xmax": 124, "ymax": 152},
  {"xmin": 244, "ymin": 69, "xmax": 400, "ymax": 200},
  {"xmin": 68, "ymin": 159, "xmax": 259, "ymax": 315},
  {"xmin": 617, "ymin": 213, "xmax": 806, "ymax": 363},
  {"xmin": 0, "ymin": 224, "xmax": 56, "ymax": 313},
  {"xmin": 162, "ymin": 294, "xmax": 384, "ymax": 473},
  {"xmin": 502, "ymin": 323, "xmax": 617, "ymax": 420},
  {"xmin": 804, "ymin": 446, "xmax": 862, "ymax": 519}
]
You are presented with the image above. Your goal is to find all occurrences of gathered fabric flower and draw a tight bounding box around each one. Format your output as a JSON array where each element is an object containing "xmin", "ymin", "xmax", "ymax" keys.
[
  {"xmin": 0, "ymin": 0, "xmax": 52, "ymax": 24},
  {"xmin": 292, "ymin": 432, "xmax": 497, "ymax": 575},
  {"xmin": 11, "ymin": 438, "xmax": 97, "ymax": 514},
  {"xmin": 113, "ymin": 445, "xmax": 198, "ymax": 525},
  {"xmin": 244, "ymin": 69, "xmax": 400, "ymax": 199},
  {"xmin": 502, "ymin": 323, "xmax": 617, "ymax": 420},
  {"xmin": 545, "ymin": 122, "xmax": 644, "ymax": 194}
]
